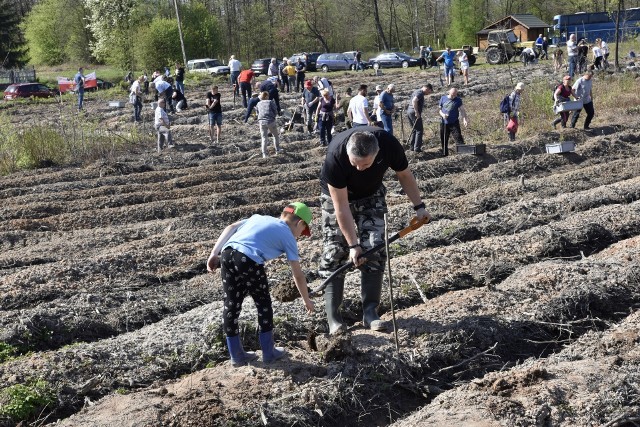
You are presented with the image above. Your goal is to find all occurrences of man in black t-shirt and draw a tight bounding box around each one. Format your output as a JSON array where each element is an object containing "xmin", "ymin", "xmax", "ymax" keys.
[
  {"xmin": 319, "ymin": 127, "xmax": 431, "ymax": 334},
  {"xmin": 206, "ymin": 85, "xmax": 222, "ymax": 144}
]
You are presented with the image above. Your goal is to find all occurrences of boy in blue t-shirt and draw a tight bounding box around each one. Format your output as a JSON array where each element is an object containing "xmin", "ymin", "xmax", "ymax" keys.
[{"xmin": 207, "ymin": 202, "xmax": 315, "ymax": 366}]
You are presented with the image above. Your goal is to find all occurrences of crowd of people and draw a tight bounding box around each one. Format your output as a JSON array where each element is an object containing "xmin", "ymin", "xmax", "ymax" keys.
[{"xmin": 126, "ymin": 41, "xmax": 613, "ymax": 367}]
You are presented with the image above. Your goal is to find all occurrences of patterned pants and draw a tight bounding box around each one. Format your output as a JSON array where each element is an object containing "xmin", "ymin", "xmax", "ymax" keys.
[
  {"xmin": 319, "ymin": 186, "xmax": 388, "ymax": 278},
  {"xmin": 220, "ymin": 247, "xmax": 273, "ymax": 337}
]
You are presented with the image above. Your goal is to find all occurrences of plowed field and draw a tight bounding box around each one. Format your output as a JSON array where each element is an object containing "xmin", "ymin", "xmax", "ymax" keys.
[{"xmin": 1, "ymin": 63, "xmax": 639, "ymax": 426}]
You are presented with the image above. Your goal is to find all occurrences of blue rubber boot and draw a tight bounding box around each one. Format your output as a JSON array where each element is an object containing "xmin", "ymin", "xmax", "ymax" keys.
[
  {"xmin": 226, "ymin": 335, "xmax": 257, "ymax": 367},
  {"xmin": 259, "ymin": 330, "xmax": 286, "ymax": 363}
]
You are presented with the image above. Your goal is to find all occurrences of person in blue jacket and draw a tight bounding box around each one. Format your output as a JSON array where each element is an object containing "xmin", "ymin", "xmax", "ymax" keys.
[{"xmin": 437, "ymin": 47, "xmax": 456, "ymax": 86}]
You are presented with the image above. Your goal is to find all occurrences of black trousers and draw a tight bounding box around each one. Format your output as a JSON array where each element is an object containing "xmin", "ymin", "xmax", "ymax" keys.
[
  {"xmin": 407, "ymin": 113, "xmax": 423, "ymax": 151},
  {"xmin": 296, "ymin": 72, "xmax": 305, "ymax": 92},
  {"xmin": 440, "ymin": 121, "xmax": 464, "ymax": 156},
  {"xmin": 240, "ymin": 82, "xmax": 252, "ymax": 108},
  {"xmin": 571, "ymin": 101, "xmax": 594, "ymax": 129},
  {"xmin": 220, "ymin": 247, "xmax": 273, "ymax": 337}
]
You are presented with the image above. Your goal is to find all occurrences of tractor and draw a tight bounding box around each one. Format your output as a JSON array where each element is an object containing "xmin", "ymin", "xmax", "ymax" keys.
[{"xmin": 485, "ymin": 29, "xmax": 535, "ymax": 65}]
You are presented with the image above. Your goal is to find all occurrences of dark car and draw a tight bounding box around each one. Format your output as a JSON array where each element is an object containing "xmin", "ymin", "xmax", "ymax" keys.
[
  {"xmin": 288, "ymin": 52, "xmax": 322, "ymax": 72},
  {"xmin": 3, "ymin": 83, "xmax": 55, "ymax": 100},
  {"xmin": 86, "ymin": 78, "xmax": 114, "ymax": 92},
  {"xmin": 251, "ymin": 58, "xmax": 281, "ymax": 76},
  {"xmin": 342, "ymin": 51, "xmax": 369, "ymax": 70},
  {"xmin": 316, "ymin": 53, "xmax": 353, "ymax": 72},
  {"xmin": 368, "ymin": 52, "xmax": 420, "ymax": 69}
]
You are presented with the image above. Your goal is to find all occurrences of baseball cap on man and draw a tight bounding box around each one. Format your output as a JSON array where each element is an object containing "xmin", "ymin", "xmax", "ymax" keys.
[
  {"xmin": 283, "ymin": 202, "xmax": 312, "ymax": 236},
  {"xmin": 375, "ymin": 85, "xmax": 382, "ymax": 91}
]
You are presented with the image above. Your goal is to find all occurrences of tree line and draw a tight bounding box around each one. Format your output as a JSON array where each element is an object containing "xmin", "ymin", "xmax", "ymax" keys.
[{"xmin": 1, "ymin": 0, "xmax": 637, "ymax": 71}]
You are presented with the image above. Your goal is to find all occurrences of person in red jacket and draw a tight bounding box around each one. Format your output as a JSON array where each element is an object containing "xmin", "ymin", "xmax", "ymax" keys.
[{"xmin": 237, "ymin": 67, "xmax": 256, "ymax": 108}]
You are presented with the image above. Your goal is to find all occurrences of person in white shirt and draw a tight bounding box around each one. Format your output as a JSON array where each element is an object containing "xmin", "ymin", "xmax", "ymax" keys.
[
  {"xmin": 600, "ymin": 39, "xmax": 610, "ymax": 67},
  {"xmin": 457, "ymin": 50, "xmax": 470, "ymax": 85},
  {"xmin": 314, "ymin": 76, "xmax": 334, "ymax": 98},
  {"xmin": 130, "ymin": 75, "xmax": 143, "ymax": 122},
  {"xmin": 592, "ymin": 42, "xmax": 603, "ymax": 69},
  {"xmin": 154, "ymin": 98, "xmax": 173, "ymax": 152},
  {"xmin": 347, "ymin": 84, "xmax": 374, "ymax": 127},
  {"xmin": 228, "ymin": 55, "xmax": 241, "ymax": 96},
  {"xmin": 372, "ymin": 85, "xmax": 383, "ymax": 124},
  {"xmin": 567, "ymin": 33, "xmax": 578, "ymax": 78},
  {"xmin": 521, "ymin": 47, "xmax": 536, "ymax": 66},
  {"xmin": 570, "ymin": 70, "xmax": 595, "ymax": 130}
]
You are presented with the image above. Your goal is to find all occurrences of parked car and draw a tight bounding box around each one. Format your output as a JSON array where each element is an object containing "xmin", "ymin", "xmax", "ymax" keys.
[
  {"xmin": 342, "ymin": 51, "xmax": 369, "ymax": 70},
  {"xmin": 251, "ymin": 58, "xmax": 281, "ymax": 76},
  {"xmin": 187, "ymin": 58, "xmax": 230, "ymax": 76},
  {"xmin": 287, "ymin": 52, "xmax": 322, "ymax": 72},
  {"xmin": 86, "ymin": 78, "xmax": 114, "ymax": 92},
  {"xmin": 368, "ymin": 52, "xmax": 420, "ymax": 69},
  {"xmin": 316, "ymin": 53, "xmax": 353, "ymax": 72},
  {"xmin": 3, "ymin": 83, "xmax": 55, "ymax": 100}
]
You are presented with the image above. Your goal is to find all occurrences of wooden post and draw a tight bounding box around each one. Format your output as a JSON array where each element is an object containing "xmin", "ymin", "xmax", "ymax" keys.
[{"xmin": 174, "ymin": 0, "xmax": 187, "ymax": 69}]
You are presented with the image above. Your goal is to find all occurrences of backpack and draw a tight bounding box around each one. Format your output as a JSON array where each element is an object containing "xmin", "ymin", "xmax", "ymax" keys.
[
  {"xmin": 499, "ymin": 94, "xmax": 512, "ymax": 114},
  {"xmin": 552, "ymin": 83, "xmax": 564, "ymax": 102}
]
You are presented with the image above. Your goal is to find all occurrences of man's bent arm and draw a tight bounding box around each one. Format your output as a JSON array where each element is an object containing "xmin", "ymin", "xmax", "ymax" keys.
[{"xmin": 396, "ymin": 168, "xmax": 431, "ymax": 221}]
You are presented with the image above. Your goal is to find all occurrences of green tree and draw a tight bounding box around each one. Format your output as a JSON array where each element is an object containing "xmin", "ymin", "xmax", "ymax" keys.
[
  {"xmin": 135, "ymin": 2, "xmax": 221, "ymax": 71},
  {"xmin": 84, "ymin": 0, "xmax": 140, "ymax": 69},
  {"xmin": 23, "ymin": 0, "xmax": 93, "ymax": 65},
  {"xmin": 447, "ymin": 0, "xmax": 486, "ymax": 47},
  {"xmin": 0, "ymin": 0, "xmax": 29, "ymax": 68}
]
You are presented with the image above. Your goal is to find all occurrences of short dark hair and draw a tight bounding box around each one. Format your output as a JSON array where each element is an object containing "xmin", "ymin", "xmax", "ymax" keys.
[
  {"xmin": 346, "ymin": 131, "xmax": 379, "ymax": 158},
  {"xmin": 358, "ymin": 84, "xmax": 368, "ymax": 91},
  {"xmin": 425, "ymin": 83, "xmax": 433, "ymax": 91}
]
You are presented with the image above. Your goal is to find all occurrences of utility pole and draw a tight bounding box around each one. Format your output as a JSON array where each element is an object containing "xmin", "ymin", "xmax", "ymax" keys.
[
  {"xmin": 174, "ymin": 0, "xmax": 188, "ymax": 67},
  {"xmin": 614, "ymin": 0, "xmax": 622, "ymax": 70}
]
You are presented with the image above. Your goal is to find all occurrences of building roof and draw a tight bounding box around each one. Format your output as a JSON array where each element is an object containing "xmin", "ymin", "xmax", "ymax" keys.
[{"xmin": 479, "ymin": 14, "xmax": 551, "ymax": 33}]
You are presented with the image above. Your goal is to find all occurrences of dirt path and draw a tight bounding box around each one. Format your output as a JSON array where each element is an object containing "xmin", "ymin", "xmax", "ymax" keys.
[{"xmin": 0, "ymin": 62, "xmax": 638, "ymax": 426}]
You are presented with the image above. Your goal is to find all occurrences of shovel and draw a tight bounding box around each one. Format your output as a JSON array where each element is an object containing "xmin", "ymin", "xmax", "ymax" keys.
[{"xmin": 309, "ymin": 215, "xmax": 430, "ymax": 297}]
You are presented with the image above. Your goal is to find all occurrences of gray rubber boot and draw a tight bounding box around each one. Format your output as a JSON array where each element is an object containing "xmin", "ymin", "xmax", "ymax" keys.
[
  {"xmin": 361, "ymin": 270, "xmax": 387, "ymax": 332},
  {"xmin": 324, "ymin": 278, "xmax": 346, "ymax": 334}
]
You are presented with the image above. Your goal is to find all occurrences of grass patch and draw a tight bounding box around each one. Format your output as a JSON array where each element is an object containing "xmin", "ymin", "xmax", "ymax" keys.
[
  {"xmin": 0, "ymin": 380, "xmax": 56, "ymax": 422},
  {"xmin": 0, "ymin": 110, "xmax": 150, "ymax": 175},
  {"xmin": 0, "ymin": 343, "xmax": 18, "ymax": 364}
]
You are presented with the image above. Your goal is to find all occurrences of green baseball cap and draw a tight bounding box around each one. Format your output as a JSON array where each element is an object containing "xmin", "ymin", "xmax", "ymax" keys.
[{"xmin": 284, "ymin": 202, "xmax": 312, "ymax": 236}]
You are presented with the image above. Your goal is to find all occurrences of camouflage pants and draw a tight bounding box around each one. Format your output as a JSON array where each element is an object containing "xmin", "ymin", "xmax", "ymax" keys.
[{"xmin": 319, "ymin": 186, "xmax": 388, "ymax": 277}]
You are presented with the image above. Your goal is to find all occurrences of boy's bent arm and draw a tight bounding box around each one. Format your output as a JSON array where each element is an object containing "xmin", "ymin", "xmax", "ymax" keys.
[
  {"xmin": 289, "ymin": 261, "xmax": 314, "ymax": 313},
  {"xmin": 207, "ymin": 220, "xmax": 243, "ymax": 272}
]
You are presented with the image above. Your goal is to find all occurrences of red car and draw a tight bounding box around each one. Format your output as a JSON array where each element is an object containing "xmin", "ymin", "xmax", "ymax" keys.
[{"xmin": 3, "ymin": 83, "xmax": 55, "ymax": 100}]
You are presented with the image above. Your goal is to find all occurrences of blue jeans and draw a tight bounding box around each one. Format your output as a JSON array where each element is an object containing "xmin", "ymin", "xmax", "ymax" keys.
[
  {"xmin": 230, "ymin": 72, "xmax": 240, "ymax": 94},
  {"xmin": 568, "ymin": 56, "xmax": 577, "ymax": 78},
  {"xmin": 77, "ymin": 90, "xmax": 84, "ymax": 110},
  {"xmin": 133, "ymin": 96, "xmax": 142, "ymax": 121},
  {"xmin": 175, "ymin": 80, "xmax": 184, "ymax": 94},
  {"xmin": 318, "ymin": 114, "xmax": 334, "ymax": 145},
  {"xmin": 380, "ymin": 113, "xmax": 393, "ymax": 135}
]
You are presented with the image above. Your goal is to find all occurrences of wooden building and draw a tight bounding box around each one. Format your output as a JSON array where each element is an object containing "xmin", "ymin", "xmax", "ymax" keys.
[{"xmin": 476, "ymin": 14, "xmax": 552, "ymax": 50}]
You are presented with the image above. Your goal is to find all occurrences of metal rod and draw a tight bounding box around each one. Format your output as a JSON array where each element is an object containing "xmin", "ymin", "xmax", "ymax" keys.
[{"xmin": 384, "ymin": 213, "xmax": 400, "ymax": 353}]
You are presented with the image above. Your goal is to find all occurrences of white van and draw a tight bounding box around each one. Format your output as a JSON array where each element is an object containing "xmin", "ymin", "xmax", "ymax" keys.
[{"xmin": 186, "ymin": 59, "xmax": 230, "ymax": 76}]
